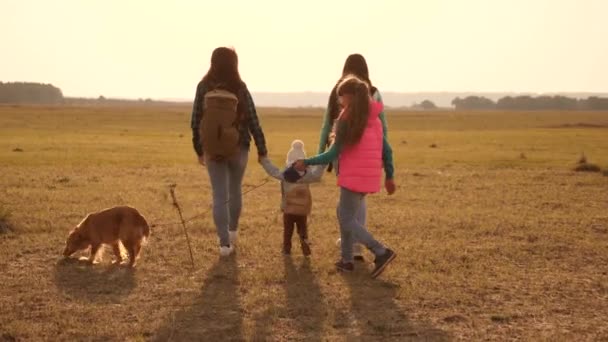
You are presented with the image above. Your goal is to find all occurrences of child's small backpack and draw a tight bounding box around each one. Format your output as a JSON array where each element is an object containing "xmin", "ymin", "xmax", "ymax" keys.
[
  {"xmin": 284, "ymin": 184, "xmax": 312, "ymax": 216},
  {"xmin": 199, "ymin": 89, "xmax": 240, "ymax": 159}
]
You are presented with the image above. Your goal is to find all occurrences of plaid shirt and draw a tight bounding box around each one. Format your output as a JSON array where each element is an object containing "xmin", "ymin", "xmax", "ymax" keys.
[{"xmin": 190, "ymin": 81, "xmax": 267, "ymax": 157}]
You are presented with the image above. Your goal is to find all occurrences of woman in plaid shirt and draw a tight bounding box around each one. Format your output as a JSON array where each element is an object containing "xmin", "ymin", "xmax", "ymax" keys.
[{"xmin": 190, "ymin": 47, "xmax": 268, "ymax": 257}]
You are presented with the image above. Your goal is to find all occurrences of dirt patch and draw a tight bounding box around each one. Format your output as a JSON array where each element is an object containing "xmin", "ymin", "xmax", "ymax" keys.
[
  {"xmin": 546, "ymin": 123, "xmax": 608, "ymax": 129},
  {"xmin": 0, "ymin": 207, "xmax": 13, "ymax": 234},
  {"xmin": 574, "ymin": 163, "xmax": 601, "ymax": 173}
]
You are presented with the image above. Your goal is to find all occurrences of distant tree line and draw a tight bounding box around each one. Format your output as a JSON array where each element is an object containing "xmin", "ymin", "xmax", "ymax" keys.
[
  {"xmin": 0, "ymin": 82, "xmax": 64, "ymax": 104},
  {"xmin": 452, "ymin": 95, "xmax": 608, "ymax": 110}
]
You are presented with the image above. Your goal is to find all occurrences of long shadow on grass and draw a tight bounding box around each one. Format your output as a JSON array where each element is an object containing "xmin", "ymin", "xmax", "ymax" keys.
[
  {"xmin": 152, "ymin": 257, "xmax": 244, "ymax": 341},
  {"xmin": 251, "ymin": 256, "xmax": 326, "ymax": 341},
  {"xmin": 345, "ymin": 273, "xmax": 449, "ymax": 341},
  {"xmin": 54, "ymin": 258, "xmax": 136, "ymax": 303},
  {"xmin": 284, "ymin": 257, "xmax": 325, "ymax": 341}
]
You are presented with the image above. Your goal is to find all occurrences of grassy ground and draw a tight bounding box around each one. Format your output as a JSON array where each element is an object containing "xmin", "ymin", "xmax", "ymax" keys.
[{"xmin": 1, "ymin": 104, "xmax": 607, "ymax": 341}]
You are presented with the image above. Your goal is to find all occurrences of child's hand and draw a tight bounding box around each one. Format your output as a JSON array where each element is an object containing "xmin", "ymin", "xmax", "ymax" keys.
[
  {"xmin": 385, "ymin": 179, "xmax": 396, "ymax": 195},
  {"xmin": 294, "ymin": 159, "xmax": 307, "ymax": 172},
  {"xmin": 198, "ymin": 155, "xmax": 206, "ymax": 166}
]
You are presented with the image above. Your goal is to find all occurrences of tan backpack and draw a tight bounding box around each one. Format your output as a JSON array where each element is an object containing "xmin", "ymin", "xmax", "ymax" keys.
[
  {"xmin": 284, "ymin": 184, "xmax": 312, "ymax": 216},
  {"xmin": 199, "ymin": 89, "xmax": 240, "ymax": 159}
]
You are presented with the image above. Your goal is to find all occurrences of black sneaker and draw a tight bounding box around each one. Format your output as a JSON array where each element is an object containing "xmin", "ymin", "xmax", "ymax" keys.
[
  {"xmin": 371, "ymin": 249, "xmax": 396, "ymax": 279},
  {"xmin": 335, "ymin": 260, "xmax": 354, "ymax": 272},
  {"xmin": 354, "ymin": 255, "xmax": 365, "ymax": 262},
  {"xmin": 300, "ymin": 238, "xmax": 311, "ymax": 257}
]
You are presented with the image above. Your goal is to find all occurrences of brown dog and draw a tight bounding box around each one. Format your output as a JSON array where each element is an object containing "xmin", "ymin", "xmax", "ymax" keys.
[{"xmin": 63, "ymin": 206, "xmax": 150, "ymax": 267}]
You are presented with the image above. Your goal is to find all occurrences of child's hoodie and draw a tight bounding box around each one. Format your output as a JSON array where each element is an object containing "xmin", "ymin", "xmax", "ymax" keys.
[{"xmin": 260, "ymin": 140, "xmax": 325, "ymax": 216}]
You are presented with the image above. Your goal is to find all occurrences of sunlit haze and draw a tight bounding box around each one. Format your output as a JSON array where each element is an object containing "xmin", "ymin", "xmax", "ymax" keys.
[{"xmin": 2, "ymin": 0, "xmax": 607, "ymax": 99}]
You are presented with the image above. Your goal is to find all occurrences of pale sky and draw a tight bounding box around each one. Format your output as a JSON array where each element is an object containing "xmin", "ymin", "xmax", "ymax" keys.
[{"xmin": 1, "ymin": 0, "xmax": 607, "ymax": 99}]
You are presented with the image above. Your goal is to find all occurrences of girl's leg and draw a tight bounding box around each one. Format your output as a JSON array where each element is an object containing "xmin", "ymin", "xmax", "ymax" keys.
[
  {"xmin": 227, "ymin": 149, "xmax": 249, "ymax": 233},
  {"xmin": 283, "ymin": 213, "xmax": 296, "ymax": 254},
  {"xmin": 338, "ymin": 187, "xmax": 386, "ymax": 262},
  {"xmin": 337, "ymin": 202, "xmax": 353, "ymax": 262},
  {"xmin": 206, "ymin": 158, "xmax": 230, "ymax": 246},
  {"xmin": 353, "ymin": 197, "xmax": 366, "ymax": 257}
]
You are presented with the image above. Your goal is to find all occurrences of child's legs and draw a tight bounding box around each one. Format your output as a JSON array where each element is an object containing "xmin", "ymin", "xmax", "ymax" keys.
[
  {"xmin": 206, "ymin": 159, "xmax": 230, "ymax": 246},
  {"xmin": 294, "ymin": 215, "xmax": 308, "ymax": 240},
  {"xmin": 283, "ymin": 213, "xmax": 296, "ymax": 251},
  {"xmin": 227, "ymin": 149, "xmax": 248, "ymax": 232},
  {"xmin": 338, "ymin": 187, "xmax": 386, "ymax": 262}
]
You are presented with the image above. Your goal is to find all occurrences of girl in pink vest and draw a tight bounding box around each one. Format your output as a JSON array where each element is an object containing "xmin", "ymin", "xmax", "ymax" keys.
[{"xmin": 294, "ymin": 75, "xmax": 396, "ymax": 278}]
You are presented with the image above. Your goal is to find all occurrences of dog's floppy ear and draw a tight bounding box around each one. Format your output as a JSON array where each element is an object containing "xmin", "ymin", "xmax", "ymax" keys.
[{"xmin": 67, "ymin": 227, "xmax": 81, "ymax": 240}]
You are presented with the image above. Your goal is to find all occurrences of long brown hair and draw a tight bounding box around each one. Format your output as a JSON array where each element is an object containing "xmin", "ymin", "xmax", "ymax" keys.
[
  {"xmin": 201, "ymin": 47, "xmax": 247, "ymax": 119},
  {"xmin": 327, "ymin": 54, "xmax": 377, "ymax": 124},
  {"xmin": 336, "ymin": 75, "xmax": 370, "ymax": 147}
]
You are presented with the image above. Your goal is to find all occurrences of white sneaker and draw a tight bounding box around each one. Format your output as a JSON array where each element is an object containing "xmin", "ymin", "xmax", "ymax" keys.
[
  {"xmin": 219, "ymin": 245, "xmax": 234, "ymax": 257},
  {"xmin": 336, "ymin": 238, "xmax": 364, "ymax": 258},
  {"xmin": 353, "ymin": 243, "xmax": 364, "ymax": 257},
  {"xmin": 229, "ymin": 231, "xmax": 238, "ymax": 246}
]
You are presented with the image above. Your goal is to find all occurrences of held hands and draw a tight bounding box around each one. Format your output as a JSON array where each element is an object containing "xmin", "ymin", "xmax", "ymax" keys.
[
  {"xmin": 385, "ymin": 178, "xmax": 396, "ymax": 195},
  {"xmin": 294, "ymin": 159, "xmax": 307, "ymax": 172},
  {"xmin": 198, "ymin": 155, "xmax": 206, "ymax": 166}
]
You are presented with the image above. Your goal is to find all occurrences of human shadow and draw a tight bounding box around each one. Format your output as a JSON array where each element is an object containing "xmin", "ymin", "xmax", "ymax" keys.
[
  {"xmin": 251, "ymin": 256, "xmax": 326, "ymax": 341},
  {"xmin": 152, "ymin": 256, "xmax": 244, "ymax": 341},
  {"xmin": 284, "ymin": 257, "xmax": 326, "ymax": 341},
  {"xmin": 345, "ymin": 273, "xmax": 450, "ymax": 341},
  {"xmin": 54, "ymin": 257, "xmax": 136, "ymax": 303}
]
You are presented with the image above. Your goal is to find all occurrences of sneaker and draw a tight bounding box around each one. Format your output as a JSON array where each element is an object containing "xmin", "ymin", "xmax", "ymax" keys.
[
  {"xmin": 229, "ymin": 231, "xmax": 238, "ymax": 246},
  {"xmin": 335, "ymin": 260, "xmax": 354, "ymax": 272},
  {"xmin": 353, "ymin": 243, "xmax": 364, "ymax": 260},
  {"xmin": 371, "ymin": 249, "xmax": 396, "ymax": 279},
  {"xmin": 300, "ymin": 238, "xmax": 311, "ymax": 257},
  {"xmin": 219, "ymin": 245, "xmax": 234, "ymax": 257},
  {"xmin": 337, "ymin": 239, "xmax": 364, "ymax": 260}
]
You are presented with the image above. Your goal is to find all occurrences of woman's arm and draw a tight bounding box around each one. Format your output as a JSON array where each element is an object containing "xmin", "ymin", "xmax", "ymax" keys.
[
  {"xmin": 318, "ymin": 107, "xmax": 332, "ymax": 154},
  {"xmin": 190, "ymin": 81, "xmax": 205, "ymax": 157},
  {"xmin": 374, "ymin": 89, "xmax": 388, "ymax": 138},
  {"xmin": 382, "ymin": 135, "xmax": 395, "ymax": 180},
  {"xmin": 244, "ymin": 87, "xmax": 268, "ymax": 156}
]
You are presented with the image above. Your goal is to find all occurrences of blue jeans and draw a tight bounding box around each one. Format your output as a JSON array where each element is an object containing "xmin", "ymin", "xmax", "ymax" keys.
[
  {"xmin": 337, "ymin": 187, "xmax": 386, "ymax": 262},
  {"xmin": 205, "ymin": 149, "xmax": 249, "ymax": 246}
]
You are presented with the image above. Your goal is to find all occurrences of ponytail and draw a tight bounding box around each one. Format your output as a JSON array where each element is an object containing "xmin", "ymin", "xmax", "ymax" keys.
[{"xmin": 336, "ymin": 75, "xmax": 370, "ymax": 147}]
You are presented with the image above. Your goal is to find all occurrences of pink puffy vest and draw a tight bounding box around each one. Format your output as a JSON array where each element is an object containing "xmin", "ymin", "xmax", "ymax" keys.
[{"xmin": 338, "ymin": 101, "xmax": 384, "ymax": 193}]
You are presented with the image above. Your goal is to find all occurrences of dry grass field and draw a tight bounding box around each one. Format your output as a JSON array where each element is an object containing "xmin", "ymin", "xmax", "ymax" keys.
[{"xmin": 1, "ymin": 104, "xmax": 607, "ymax": 341}]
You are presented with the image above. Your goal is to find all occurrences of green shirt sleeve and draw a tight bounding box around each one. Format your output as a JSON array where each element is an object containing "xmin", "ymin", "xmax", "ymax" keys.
[
  {"xmin": 374, "ymin": 90, "xmax": 388, "ymax": 138},
  {"xmin": 382, "ymin": 135, "xmax": 395, "ymax": 180},
  {"xmin": 318, "ymin": 107, "xmax": 332, "ymax": 154},
  {"xmin": 306, "ymin": 135, "xmax": 341, "ymax": 166}
]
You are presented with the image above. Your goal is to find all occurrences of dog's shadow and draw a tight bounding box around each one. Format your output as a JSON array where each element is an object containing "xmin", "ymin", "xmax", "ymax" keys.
[{"xmin": 54, "ymin": 257, "xmax": 136, "ymax": 303}]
